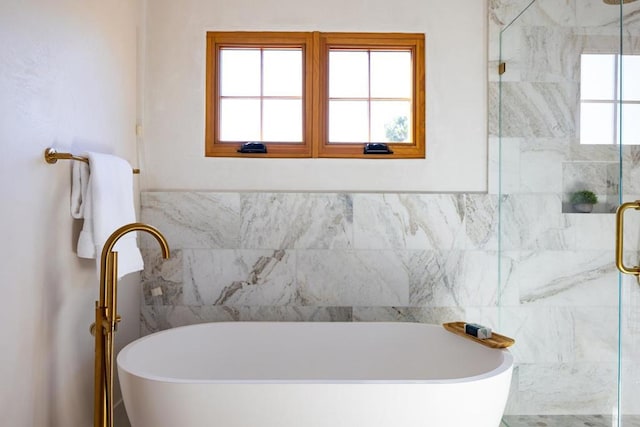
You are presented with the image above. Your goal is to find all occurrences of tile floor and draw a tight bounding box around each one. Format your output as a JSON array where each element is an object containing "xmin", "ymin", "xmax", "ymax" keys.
[{"xmin": 501, "ymin": 415, "xmax": 640, "ymax": 427}]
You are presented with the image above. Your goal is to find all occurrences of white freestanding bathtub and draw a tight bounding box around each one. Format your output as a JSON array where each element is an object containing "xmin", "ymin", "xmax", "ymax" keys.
[{"xmin": 117, "ymin": 322, "xmax": 513, "ymax": 427}]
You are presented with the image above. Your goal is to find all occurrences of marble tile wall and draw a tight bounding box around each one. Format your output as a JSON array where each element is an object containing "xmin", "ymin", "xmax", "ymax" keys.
[
  {"xmin": 139, "ymin": 188, "xmax": 634, "ymax": 416},
  {"xmin": 139, "ymin": 192, "xmax": 498, "ymax": 331}
]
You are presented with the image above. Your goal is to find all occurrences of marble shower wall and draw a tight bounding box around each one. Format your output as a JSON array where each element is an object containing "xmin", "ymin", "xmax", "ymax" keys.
[
  {"xmin": 490, "ymin": 0, "xmax": 640, "ymax": 211},
  {"xmin": 488, "ymin": 0, "xmax": 640, "ymax": 416}
]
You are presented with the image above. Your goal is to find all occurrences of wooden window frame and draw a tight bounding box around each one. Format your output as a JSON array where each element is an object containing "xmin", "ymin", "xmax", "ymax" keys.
[
  {"xmin": 317, "ymin": 32, "xmax": 425, "ymax": 158},
  {"xmin": 205, "ymin": 31, "xmax": 425, "ymax": 159},
  {"xmin": 205, "ymin": 32, "xmax": 314, "ymax": 158}
]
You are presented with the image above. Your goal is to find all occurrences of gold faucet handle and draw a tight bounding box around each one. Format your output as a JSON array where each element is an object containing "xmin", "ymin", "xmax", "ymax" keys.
[
  {"xmin": 89, "ymin": 315, "xmax": 121, "ymax": 336},
  {"xmin": 113, "ymin": 315, "xmax": 122, "ymax": 332}
]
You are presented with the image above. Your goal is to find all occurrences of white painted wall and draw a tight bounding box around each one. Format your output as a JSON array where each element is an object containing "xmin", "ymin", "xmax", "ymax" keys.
[
  {"xmin": 0, "ymin": 1, "xmax": 140, "ymax": 425},
  {"xmin": 142, "ymin": 0, "xmax": 488, "ymax": 192}
]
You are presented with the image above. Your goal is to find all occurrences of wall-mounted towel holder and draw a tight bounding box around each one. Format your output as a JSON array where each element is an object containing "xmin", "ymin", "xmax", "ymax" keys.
[{"xmin": 44, "ymin": 147, "xmax": 140, "ymax": 174}]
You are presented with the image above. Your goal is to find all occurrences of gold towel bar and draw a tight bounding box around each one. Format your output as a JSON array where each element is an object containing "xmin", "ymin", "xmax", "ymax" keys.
[{"xmin": 44, "ymin": 147, "xmax": 140, "ymax": 174}]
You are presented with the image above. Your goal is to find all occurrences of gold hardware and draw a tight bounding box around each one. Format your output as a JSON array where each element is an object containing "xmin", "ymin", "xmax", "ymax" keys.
[
  {"xmin": 90, "ymin": 316, "xmax": 121, "ymax": 336},
  {"xmin": 93, "ymin": 223, "xmax": 170, "ymax": 427},
  {"xmin": 499, "ymin": 62, "xmax": 506, "ymax": 75},
  {"xmin": 615, "ymin": 201, "xmax": 640, "ymax": 275},
  {"xmin": 44, "ymin": 147, "xmax": 140, "ymax": 174}
]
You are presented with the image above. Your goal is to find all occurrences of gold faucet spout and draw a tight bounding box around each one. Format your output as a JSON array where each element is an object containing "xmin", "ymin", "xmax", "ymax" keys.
[
  {"xmin": 94, "ymin": 222, "xmax": 170, "ymax": 427},
  {"xmin": 101, "ymin": 222, "xmax": 170, "ymax": 261},
  {"xmin": 97, "ymin": 223, "xmax": 170, "ymax": 316}
]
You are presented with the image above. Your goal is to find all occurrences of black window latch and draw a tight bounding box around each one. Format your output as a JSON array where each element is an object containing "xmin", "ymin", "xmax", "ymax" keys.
[
  {"xmin": 238, "ymin": 142, "xmax": 267, "ymax": 153},
  {"xmin": 363, "ymin": 143, "xmax": 393, "ymax": 154}
]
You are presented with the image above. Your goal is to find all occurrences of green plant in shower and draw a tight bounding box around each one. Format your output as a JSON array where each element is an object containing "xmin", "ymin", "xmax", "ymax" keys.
[
  {"xmin": 570, "ymin": 190, "xmax": 598, "ymax": 213},
  {"xmin": 570, "ymin": 190, "xmax": 598, "ymax": 205}
]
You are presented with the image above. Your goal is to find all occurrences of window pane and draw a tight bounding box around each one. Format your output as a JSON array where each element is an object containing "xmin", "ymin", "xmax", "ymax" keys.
[
  {"xmin": 370, "ymin": 51, "xmax": 412, "ymax": 99},
  {"xmin": 329, "ymin": 51, "xmax": 369, "ymax": 98},
  {"xmin": 580, "ymin": 102, "xmax": 615, "ymax": 145},
  {"xmin": 263, "ymin": 49, "xmax": 303, "ymax": 97},
  {"xmin": 220, "ymin": 49, "xmax": 261, "ymax": 96},
  {"xmin": 263, "ymin": 99, "xmax": 303, "ymax": 142},
  {"xmin": 371, "ymin": 101, "xmax": 412, "ymax": 143},
  {"xmin": 329, "ymin": 100, "xmax": 368, "ymax": 142},
  {"xmin": 621, "ymin": 104, "xmax": 640, "ymax": 145},
  {"xmin": 220, "ymin": 99, "xmax": 261, "ymax": 141},
  {"xmin": 622, "ymin": 55, "xmax": 640, "ymax": 101},
  {"xmin": 580, "ymin": 54, "xmax": 615, "ymax": 100}
]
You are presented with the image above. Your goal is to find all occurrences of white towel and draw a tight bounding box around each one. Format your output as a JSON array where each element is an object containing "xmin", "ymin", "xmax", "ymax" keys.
[{"xmin": 70, "ymin": 152, "xmax": 143, "ymax": 278}]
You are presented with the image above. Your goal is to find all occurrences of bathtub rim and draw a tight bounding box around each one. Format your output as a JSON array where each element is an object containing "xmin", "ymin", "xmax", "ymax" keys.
[{"xmin": 117, "ymin": 321, "xmax": 514, "ymax": 386}]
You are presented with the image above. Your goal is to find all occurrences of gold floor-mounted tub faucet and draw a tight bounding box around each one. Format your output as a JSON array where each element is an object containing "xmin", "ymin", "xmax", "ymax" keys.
[{"xmin": 93, "ymin": 223, "xmax": 170, "ymax": 427}]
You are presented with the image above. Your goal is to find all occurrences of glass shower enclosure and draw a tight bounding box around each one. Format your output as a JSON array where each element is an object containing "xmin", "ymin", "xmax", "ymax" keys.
[{"xmin": 493, "ymin": 0, "xmax": 640, "ymax": 425}]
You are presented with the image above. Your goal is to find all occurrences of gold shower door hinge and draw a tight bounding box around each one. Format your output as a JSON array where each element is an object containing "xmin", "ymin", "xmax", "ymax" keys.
[{"xmin": 499, "ymin": 62, "xmax": 506, "ymax": 75}]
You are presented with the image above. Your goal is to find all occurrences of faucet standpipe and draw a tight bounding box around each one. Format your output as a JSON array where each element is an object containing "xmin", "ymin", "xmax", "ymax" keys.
[{"xmin": 93, "ymin": 223, "xmax": 170, "ymax": 427}]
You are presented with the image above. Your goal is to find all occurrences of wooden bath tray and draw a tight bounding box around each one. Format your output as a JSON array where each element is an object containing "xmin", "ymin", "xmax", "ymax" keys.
[{"xmin": 443, "ymin": 322, "xmax": 515, "ymax": 349}]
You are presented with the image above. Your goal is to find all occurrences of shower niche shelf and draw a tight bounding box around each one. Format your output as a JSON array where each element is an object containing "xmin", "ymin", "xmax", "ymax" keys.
[{"xmin": 561, "ymin": 203, "xmax": 617, "ymax": 214}]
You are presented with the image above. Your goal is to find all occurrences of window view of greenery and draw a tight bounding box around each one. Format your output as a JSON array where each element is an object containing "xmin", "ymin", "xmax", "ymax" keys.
[
  {"xmin": 580, "ymin": 53, "xmax": 640, "ymax": 145},
  {"xmin": 385, "ymin": 116, "xmax": 409, "ymax": 142},
  {"xmin": 328, "ymin": 50, "xmax": 412, "ymax": 144}
]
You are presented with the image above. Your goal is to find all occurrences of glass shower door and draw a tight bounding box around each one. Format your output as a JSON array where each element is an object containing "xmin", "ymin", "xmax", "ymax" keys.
[
  {"xmin": 616, "ymin": 202, "xmax": 640, "ymax": 425},
  {"xmin": 616, "ymin": 10, "xmax": 640, "ymax": 423},
  {"xmin": 494, "ymin": 0, "xmax": 640, "ymax": 425}
]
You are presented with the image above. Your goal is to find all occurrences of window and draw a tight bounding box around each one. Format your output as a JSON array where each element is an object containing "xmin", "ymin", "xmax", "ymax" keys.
[
  {"xmin": 205, "ymin": 31, "xmax": 425, "ymax": 158},
  {"xmin": 580, "ymin": 53, "xmax": 640, "ymax": 145}
]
